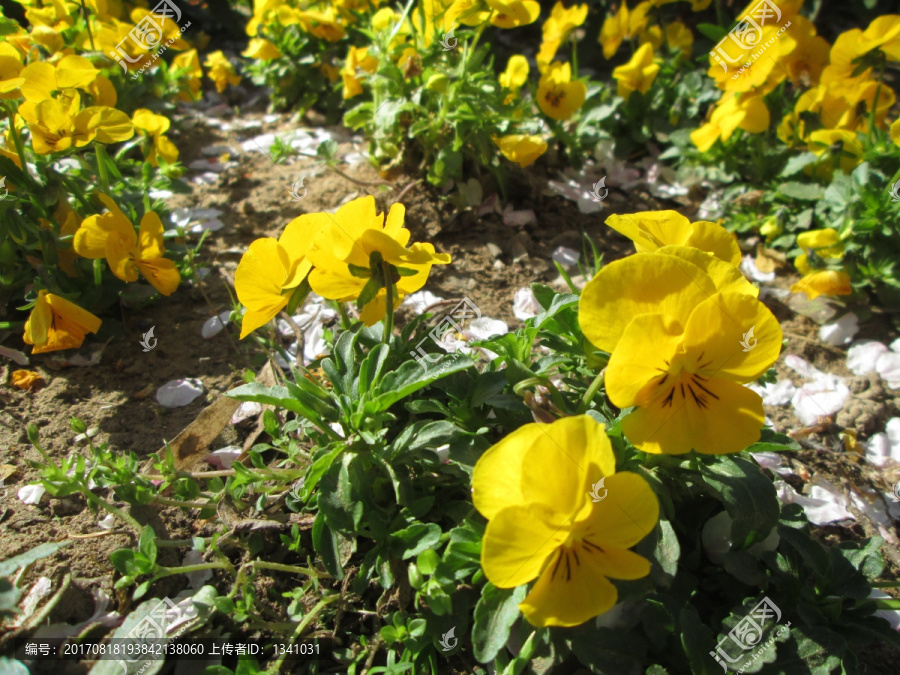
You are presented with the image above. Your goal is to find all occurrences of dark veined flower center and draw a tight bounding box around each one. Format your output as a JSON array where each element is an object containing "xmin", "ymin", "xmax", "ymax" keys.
[
  {"xmin": 655, "ymin": 350, "xmax": 720, "ymax": 410},
  {"xmin": 549, "ymin": 538, "xmax": 605, "ymax": 583}
]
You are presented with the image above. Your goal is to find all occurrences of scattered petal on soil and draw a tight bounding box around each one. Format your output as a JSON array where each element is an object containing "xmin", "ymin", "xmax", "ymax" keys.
[
  {"xmin": 875, "ymin": 350, "xmax": 900, "ymax": 389},
  {"xmin": 202, "ymin": 311, "xmax": 232, "ymax": 339},
  {"xmin": 402, "ymin": 290, "xmax": 445, "ymax": 315},
  {"xmin": 467, "ymin": 317, "xmax": 509, "ymax": 340},
  {"xmin": 819, "ymin": 312, "xmax": 859, "ymax": 346},
  {"xmin": 513, "ymin": 287, "xmax": 541, "ymax": 321},
  {"xmin": 231, "ymin": 401, "xmax": 262, "ymax": 425},
  {"xmin": 551, "ymin": 246, "xmax": 580, "ymax": 268},
  {"xmin": 865, "ymin": 418, "xmax": 900, "ymax": 468},
  {"xmin": 847, "ymin": 341, "xmax": 889, "ymax": 376},
  {"xmin": 206, "ymin": 446, "xmax": 241, "ymax": 469},
  {"xmin": 0, "ymin": 345, "xmax": 30, "ymax": 365},
  {"xmin": 11, "ymin": 369, "xmax": 43, "ymax": 390},
  {"xmin": 747, "ymin": 379, "xmax": 796, "ymax": 406},
  {"xmin": 18, "ymin": 484, "xmax": 46, "ymax": 505},
  {"xmin": 502, "ymin": 205, "xmax": 537, "ymax": 227},
  {"xmin": 546, "ymin": 177, "xmax": 605, "ymax": 214},
  {"xmin": 98, "ymin": 514, "xmax": 117, "ymax": 530},
  {"xmin": 739, "ymin": 255, "xmax": 776, "ymax": 283},
  {"xmin": 183, "ymin": 550, "xmax": 213, "ymax": 589},
  {"xmin": 791, "ymin": 378, "xmax": 851, "ymax": 426},
  {"xmin": 775, "ymin": 479, "xmax": 854, "ymax": 525},
  {"xmin": 156, "ymin": 378, "xmax": 205, "ymax": 408}
]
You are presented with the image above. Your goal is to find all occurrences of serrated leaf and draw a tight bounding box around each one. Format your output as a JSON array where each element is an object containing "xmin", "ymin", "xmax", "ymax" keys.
[{"xmin": 0, "ymin": 540, "xmax": 73, "ymax": 577}]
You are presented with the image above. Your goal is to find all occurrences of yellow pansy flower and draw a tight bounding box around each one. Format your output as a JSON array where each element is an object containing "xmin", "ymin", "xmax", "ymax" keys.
[
  {"xmin": 536, "ymin": 61, "xmax": 586, "ymax": 121},
  {"xmin": 791, "ymin": 270, "xmax": 852, "ymax": 300},
  {"xmin": 580, "ymin": 249, "xmax": 780, "ymax": 455},
  {"xmin": 808, "ymin": 128, "xmax": 864, "ymax": 175},
  {"xmin": 294, "ymin": 8, "xmax": 347, "ymax": 41},
  {"xmin": 690, "ymin": 94, "xmax": 770, "ymax": 152},
  {"xmin": 243, "ymin": 38, "xmax": 282, "ymax": 61},
  {"xmin": 606, "ymin": 210, "xmax": 741, "ymax": 266},
  {"xmin": 204, "ymin": 51, "xmax": 241, "ymax": 93},
  {"xmin": 342, "ymin": 46, "xmax": 378, "ymax": 99},
  {"xmin": 612, "ymin": 42, "xmax": 659, "ymax": 99},
  {"xmin": 19, "ymin": 55, "xmax": 98, "ymax": 101},
  {"xmin": 0, "ymin": 46, "xmax": 25, "ymax": 100},
  {"xmin": 486, "ymin": 0, "xmax": 540, "ymax": 29},
  {"xmin": 536, "ymin": 1, "xmax": 587, "ymax": 70},
  {"xmin": 18, "ymin": 91, "xmax": 134, "ymax": 155},
  {"xmin": 665, "ymin": 21, "xmax": 692, "ymax": 58},
  {"xmin": 493, "ymin": 134, "xmax": 547, "ymax": 167},
  {"xmin": 172, "ymin": 49, "xmax": 203, "ymax": 101},
  {"xmin": 599, "ymin": 0, "xmax": 651, "ymax": 59},
  {"xmin": 306, "ymin": 196, "xmax": 451, "ymax": 325},
  {"xmin": 413, "ymin": 0, "xmax": 456, "ymax": 48},
  {"xmin": 132, "ymin": 109, "xmax": 179, "ymax": 166},
  {"xmin": 860, "ymin": 14, "xmax": 900, "ymax": 61},
  {"xmin": 447, "ymin": 0, "xmax": 491, "ymax": 27},
  {"xmin": 499, "ymin": 54, "xmax": 529, "ymax": 102},
  {"xmin": 892, "ymin": 119, "xmax": 900, "ymax": 146},
  {"xmin": 472, "ymin": 415, "xmax": 659, "ymax": 627},
  {"xmin": 73, "ymin": 194, "xmax": 180, "ymax": 296},
  {"xmin": 23, "ymin": 290, "xmax": 102, "ymax": 354},
  {"xmin": 235, "ymin": 216, "xmax": 324, "ymax": 338},
  {"xmin": 776, "ymin": 16, "xmax": 829, "ymax": 87}
]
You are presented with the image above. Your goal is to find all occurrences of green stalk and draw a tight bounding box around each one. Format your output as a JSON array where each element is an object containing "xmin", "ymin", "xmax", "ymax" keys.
[
  {"xmin": 267, "ymin": 595, "xmax": 340, "ymax": 674},
  {"xmin": 155, "ymin": 561, "xmax": 231, "ymax": 578},
  {"xmin": 335, "ymin": 300, "xmax": 351, "ymax": 330},
  {"xmin": 81, "ymin": 488, "xmax": 143, "ymax": 534},
  {"xmin": 578, "ymin": 369, "xmax": 605, "ymax": 413},
  {"xmin": 251, "ymin": 560, "xmax": 326, "ymax": 578},
  {"xmin": 80, "ymin": 0, "xmax": 96, "ymax": 51},
  {"xmin": 382, "ymin": 261, "xmax": 394, "ymax": 346},
  {"xmin": 95, "ymin": 144, "xmax": 110, "ymax": 193},
  {"xmin": 0, "ymin": 321, "xmax": 25, "ymax": 330},
  {"xmin": 6, "ymin": 104, "xmax": 32, "ymax": 184}
]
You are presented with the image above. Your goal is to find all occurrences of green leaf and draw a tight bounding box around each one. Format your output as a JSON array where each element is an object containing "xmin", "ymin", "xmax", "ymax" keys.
[
  {"xmin": 780, "ymin": 152, "xmax": 819, "ymax": 177},
  {"xmin": 472, "ymin": 583, "xmax": 527, "ymax": 663},
  {"xmin": 356, "ymin": 275, "xmax": 382, "ymax": 311},
  {"xmin": 777, "ymin": 181, "xmax": 825, "ymax": 201},
  {"xmin": 0, "ymin": 540, "xmax": 73, "ymax": 577},
  {"xmin": 699, "ymin": 456, "xmax": 780, "ymax": 549},
  {"xmin": 678, "ymin": 605, "xmax": 717, "ymax": 675},
  {"xmin": 369, "ymin": 356, "xmax": 471, "ymax": 414},
  {"xmin": 138, "ymin": 526, "xmax": 158, "ymax": 565},
  {"xmin": 348, "ymin": 263, "xmax": 371, "ymax": 278},
  {"xmin": 696, "ymin": 23, "xmax": 729, "ymax": 42},
  {"xmin": 393, "ymin": 522, "xmax": 441, "ymax": 560},
  {"xmin": 312, "ymin": 511, "xmax": 345, "ymax": 581}
]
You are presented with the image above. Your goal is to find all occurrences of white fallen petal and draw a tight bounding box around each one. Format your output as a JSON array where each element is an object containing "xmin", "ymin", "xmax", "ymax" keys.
[
  {"xmin": 182, "ymin": 550, "xmax": 213, "ymax": 589},
  {"xmin": 231, "ymin": 401, "xmax": 262, "ymax": 425},
  {"xmin": 98, "ymin": 514, "xmax": 117, "ymax": 530},
  {"xmin": 552, "ymin": 246, "xmax": 581, "ymax": 268},
  {"xmin": 0, "ymin": 345, "xmax": 29, "ymax": 365},
  {"xmin": 875, "ymin": 351, "xmax": 900, "ymax": 389},
  {"xmin": 783, "ymin": 354, "xmax": 823, "ymax": 379},
  {"xmin": 747, "ymin": 379, "xmax": 796, "ymax": 406},
  {"xmin": 819, "ymin": 313, "xmax": 859, "ymax": 347},
  {"xmin": 148, "ymin": 189, "xmax": 174, "ymax": 200},
  {"xmin": 156, "ymin": 378, "xmax": 205, "ymax": 407},
  {"xmin": 466, "ymin": 317, "xmax": 508, "ymax": 340},
  {"xmin": 202, "ymin": 145, "xmax": 238, "ymax": 157},
  {"xmin": 502, "ymin": 207, "xmax": 537, "ymax": 227},
  {"xmin": 740, "ymin": 255, "xmax": 776, "ymax": 283},
  {"xmin": 401, "ymin": 290, "xmax": 444, "ymax": 315},
  {"xmin": 546, "ymin": 179, "xmax": 605, "ymax": 214},
  {"xmin": 303, "ymin": 323, "xmax": 328, "ymax": 364},
  {"xmin": 866, "ymin": 418, "xmax": 900, "ymax": 467},
  {"xmin": 434, "ymin": 444, "xmax": 450, "ymax": 463},
  {"xmin": 18, "ymin": 484, "xmax": 46, "ymax": 505},
  {"xmin": 791, "ymin": 379, "xmax": 850, "ymax": 426},
  {"xmin": 241, "ymin": 133, "xmax": 276, "ymax": 153},
  {"xmin": 750, "ymin": 451, "xmax": 793, "ymax": 476},
  {"xmin": 891, "ymin": 337, "xmax": 900, "ymax": 353},
  {"xmin": 775, "ymin": 480, "xmax": 854, "ymax": 525},
  {"xmin": 190, "ymin": 172, "xmax": 220, "ymax": 185},
  {"xmin": 846, "ymin": 341, "xmax": 889, "ymax": 376},
  {"xmin": 206, "ymin": 446, "xmax": 241, "ymax": 470},
  {"xmin": 201, "ymin": 311, "xmax": 231, "ymax": 339},
  {"xmin": 513, "ymin": 287, "xmax": 541, "ymax": 321},
  {"xmin": 190, "ymin": 218, "xmax": 224, "ymax": 234}
]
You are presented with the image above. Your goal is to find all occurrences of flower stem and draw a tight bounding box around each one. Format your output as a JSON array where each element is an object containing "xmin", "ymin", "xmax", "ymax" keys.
[
  {"xmin": 95, "ymin": 144, "xmax": 110, "ymax": 193},
  {"xmin": 81, "ymin": 488, "xmax": 143, "ymax": 534},
  {"xmin": 6, "ymin": 104, "xmax": 32, "ymax": 184},
  {"xmin": 382, "ymin": 261, "xmax": 394, "ymax": 346},
  {"xmin": 251, "ymin": 560, "xmax": 327, "ymax": 578},
  {"xmin": 579, "ymin": 369, "xmax": 605, "ymax": 413}
]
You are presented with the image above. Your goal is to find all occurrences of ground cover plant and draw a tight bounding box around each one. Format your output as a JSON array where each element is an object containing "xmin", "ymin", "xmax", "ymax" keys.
[{"xmin": 2, "ymin": 0, "xmax": 900, "ymax": 673}]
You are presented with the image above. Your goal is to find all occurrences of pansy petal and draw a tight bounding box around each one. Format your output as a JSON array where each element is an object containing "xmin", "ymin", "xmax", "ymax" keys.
[
  {"xmin": 606, "ymin": 313, "xmax": 684, "ymax": 408},
  {"xmin": 577, "ymin": 472, "xmax": 660, "ymax": 547},
  {"xmin": 682, "ymin": 292, "xmax": 782, "ymax": 382},
  {"xmin": 579, "ymin": 251, "xmax": 714, "ymax": 353},
  {"xmin": 235, "ymin": 238, "xmax": 290, "ymax": 318},
  {"xmin": 482, "ymin": 504, "xmax": 567, "ymax": 589},
  {"xmin": 622, "ymin": 378, "xmax": 764, "ymax": 455},
  {"xmin": 519, "ymin": 546, "xmax": 618, "ymax": 627},
  {"xmin": 135, "ymin": 258, "xmax": 180, "ymax": 296},
  {"xmin": 605, "ymin": 210, "xmax": 692, "ymax": 253},
  {"xmin": 685, "ymin": 220, "xmax": 742, "ymax": 266},
  {"xmin": 137, "ymin": 212, "xmax": 166, "ymax": 260}
]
